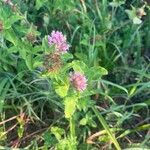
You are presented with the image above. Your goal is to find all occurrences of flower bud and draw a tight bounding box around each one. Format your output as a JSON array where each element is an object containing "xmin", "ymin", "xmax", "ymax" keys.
[
  {"xmin": 137, "ymin": 7, "xmax": 146, "ymax": 18},
  {"xmin": 26, "ymin": 32, "xmax": 36, "ymax": 43},
  {"xmin": 43, "ymin": 53, "xmax": 62, "ymax": 73}
]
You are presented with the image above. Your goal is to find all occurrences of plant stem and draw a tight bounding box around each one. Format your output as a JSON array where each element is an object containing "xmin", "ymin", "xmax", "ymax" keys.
[
  {"xmin": 69, "ymin": 116, "xmax": 77, "ymax": 150},
  {"xmin": 70, "ymin": 116, "xmax": 75, "ymax": 139}
]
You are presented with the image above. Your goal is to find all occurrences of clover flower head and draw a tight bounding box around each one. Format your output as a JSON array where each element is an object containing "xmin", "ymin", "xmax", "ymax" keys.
[
  {"xmin": 48, "ymin": 31, "xmax": 69, "ymax": 54},
  {"xmin": 70, "ymin": 72, "xmax": 87, "ymax": 92}
]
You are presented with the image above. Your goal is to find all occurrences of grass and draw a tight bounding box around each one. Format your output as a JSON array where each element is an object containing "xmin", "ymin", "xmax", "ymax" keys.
[{"xmin": 0, "ymin": 0, "xmax": 150, "ymax": 149}]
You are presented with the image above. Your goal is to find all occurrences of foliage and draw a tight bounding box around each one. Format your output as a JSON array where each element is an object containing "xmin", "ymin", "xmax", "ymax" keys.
[{"xmin": 0, "ymin": 0, "xmax": 150, "ymax": 149}]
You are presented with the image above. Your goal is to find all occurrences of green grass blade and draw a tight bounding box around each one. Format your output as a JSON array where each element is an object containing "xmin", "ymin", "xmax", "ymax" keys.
[
  {"xmin": 118, "ymin": 124, "xmax": 150, "ymax": 139},
  {"xmin": 92, "ymin": 106, "xmax": 121, "ymax": 150},
  {"xmin": 101, "ymin": 79, "xmax": 128, "ymax": 94}
]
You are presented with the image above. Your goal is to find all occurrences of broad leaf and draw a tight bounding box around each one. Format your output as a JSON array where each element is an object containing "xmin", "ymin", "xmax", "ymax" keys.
[
  {"xmin": 64, "ymin": 96, "xmax": 77, "ymax": 118},
  {"xmin": 71, "ymin": 60, "xmax": 88, "ymax": 73},
  {"xmin": 87, "ymin": 66, "xmax": 108, "ymax": 80},
  {"xmin": 54, "ymin": 79, "xmax": 69, "ymax": 98}
]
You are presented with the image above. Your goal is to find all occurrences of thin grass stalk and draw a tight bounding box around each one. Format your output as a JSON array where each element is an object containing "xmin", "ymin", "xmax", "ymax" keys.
[{"xmin": 92, "ymin": 106, "xmax": 121, "ymax": 150}]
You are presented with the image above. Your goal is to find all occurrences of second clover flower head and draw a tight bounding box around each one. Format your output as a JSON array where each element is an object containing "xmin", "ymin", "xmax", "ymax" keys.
[
  {"xmin": 70, "ymin": 72, "xmax": 87, "ymax": 92},
  {"xmin": 48, "ymin": 31, "xmax": 69, "ymax": 54}
]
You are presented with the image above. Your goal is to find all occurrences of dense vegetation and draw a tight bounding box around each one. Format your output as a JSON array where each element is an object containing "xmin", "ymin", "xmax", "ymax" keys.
[{"xmin": 0, "ymin": 0, "xmax": 150, "ymax": 149}]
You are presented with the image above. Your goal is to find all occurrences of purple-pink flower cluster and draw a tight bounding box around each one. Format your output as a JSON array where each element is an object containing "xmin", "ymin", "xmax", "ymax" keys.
[
  {"xmin": 70, "ymin": 72, "xmax": 87, "ymax": 92},
  {"xmin": 48, "ymin": 31, "xmax": 69, "ymax": 54},
  {"xmin": 48, "ymin": 31, "xmax": 87, "ymax": 92}
]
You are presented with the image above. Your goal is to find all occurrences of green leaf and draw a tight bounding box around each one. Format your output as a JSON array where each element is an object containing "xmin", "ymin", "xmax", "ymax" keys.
[
  {"xmin": 36, "ymin": 0, "xmax": 48, "ymax": 10},
  {"xmin": 77, "ymin": 98, "xmax": 91, "ymax": 111},
  {"xmin": 125, "ymin": 6, "xmax": 142, "ymax": 25},
  {"xmin": 92, "ymin": 106, "xmax": 121, "ymax": 150},
  {"xmin": 101, "ymin": 79, "xmax": 128, "ymax": 94},
  {"xmin": 0, "ymin": 78, "xmax": 8, "ymax": 95},
  {"xmin": 8, "ymin": 46, "xmax": 19, "ymax": 53},
  {"xmin": 51, "ymin": 127, "xmax": 65, "ymax": 141},
  {"xmin": 118, "ymin": 124, "xmax": 150, "ymax": 139},
  {"xmin": 33, "ymin": 45, "xmax": 43, "ymax": 54},
  {"xmin": 64, "ymin": 96, "xmax": 78, "ymax": 118},
  {"xmin": 42, "ymin": 36, "xmax": 54, "ymax": 53},
  {"xmin": 54, "ymin": 80, "xmax": 69, "ymax": 98},
  {"xmin": 133, "ymin": 17, "xmax": 142, "ymax": 24},
  {"xmin": 71, "ymin": 60, "xmax": 88, "ymax": 73},
  {"xmin": 4, "ymin": 28, "xmax": 19, "ymax": 46},
  {"xmin": 19, "ymin": 46, "xmax": 26, "ymax": 60},
  {"xmin": 125, "ymin": 9, "xmax": 136, "ymax": 20},
  {"xmin": 25, "ymin": 54, "xmax": 33, "ymax": 71},
  {"xmin": 109, "ymin": 1, "xmax": 125, "ymax": 7},
  {"xmin": 4, "ymin": 14, "xmax": 24, "ymax": 29},
  {"xmin": 79, "ymin": 118, "xmax": 87, "ymax": 125},
  {"xmin": 44, "ymin": 131, "xmax": 57, "ymax": 147},
  {"xmin": 0, "ymin": 78, "xmax": 10, "ymax": 113},
  {"xmin": 33, "ymin": 56, "xmax": 43, "ymax": 69},
  {"xmin": 55, "ymin": 84, "xmax": 69, "ymax": 98},
  {"xmin": 74, "ymin": 52, "xmax": 88, "ymax": 63},
  {"xmin": 87, "ymin": 66, "xmax": 108, "ymax": 80},
  {"xmin": 61, "ymin": 53, "xmax": 73, "ymax": 62}
]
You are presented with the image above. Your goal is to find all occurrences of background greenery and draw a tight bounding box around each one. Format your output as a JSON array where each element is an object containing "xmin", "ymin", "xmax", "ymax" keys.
[{"xmin": 0, "ymin": 0, "xmax": 150, "ymax": 149}]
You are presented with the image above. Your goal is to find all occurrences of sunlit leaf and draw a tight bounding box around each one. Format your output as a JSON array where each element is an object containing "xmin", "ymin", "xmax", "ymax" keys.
[{"xmin": 64, "ymin": 96, "xmax": 77, "ymax": 118}]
